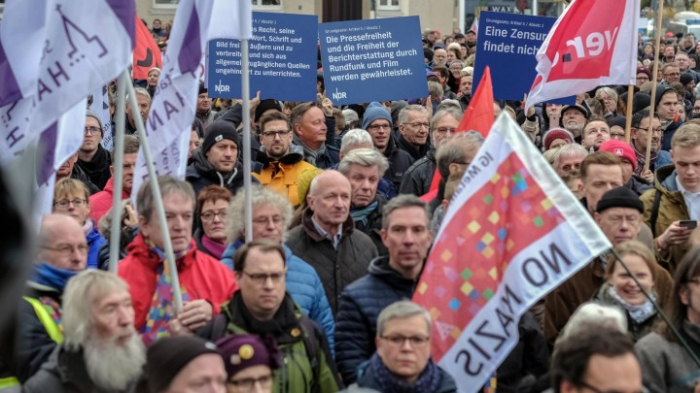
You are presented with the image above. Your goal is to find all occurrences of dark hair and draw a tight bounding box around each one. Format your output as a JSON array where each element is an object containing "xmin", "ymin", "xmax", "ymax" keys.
[
  {"xmin": 232, "ymin": 239, "xmax": 286, "ymax": 273},
  {"xmin": 424, "ymin": 48, "xmax": 434, "ymax": 62},
  {"xmin": 111, "ymin": 135, "xmax": 140, "ymax": 165},
  {"xmin": 431, "ymin": 65, "xmax": 449, "ymax": 79},
  {"xmin": 551, "ymin": 327, "xmax": 637, "ymax": 393},
  {"xmin": 259, "ymin": 110, "xmax": 290, "ymax": 133},
  {"xmin": 661, "ymin": 246, "xmax": 700, "ymax": 341},
  {"xmin": 631, "ymin": 108, "xmax": 658, "ymax": 128}
]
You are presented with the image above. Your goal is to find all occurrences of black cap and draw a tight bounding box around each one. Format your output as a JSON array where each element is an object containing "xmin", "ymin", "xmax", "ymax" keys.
[
  {"xmin": 596, "ymin": 187, "xmax": 644, "ymax": 214},
  {"xmin": 201, "ymin": 120, "xmax": 240, "ymax": 155},
  {"xmin": 254, "ymin": 99, "xmax": 282, "ymax": 123},
  {"xmin": 145, "ymin": 336, "xmax": 221, "ymax": 393},
  {"xmin": 655, "ymin": 86, "xmax": 677, "ymax": 106}
]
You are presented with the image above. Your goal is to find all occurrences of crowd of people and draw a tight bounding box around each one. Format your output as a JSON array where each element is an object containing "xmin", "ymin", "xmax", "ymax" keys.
[{"xmin": 2, "ymin": 16, "xmax": 700, "ymax": 393}]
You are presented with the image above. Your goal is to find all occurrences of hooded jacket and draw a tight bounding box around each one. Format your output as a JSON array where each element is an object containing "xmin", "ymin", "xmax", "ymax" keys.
[
  {"xmin": 185, "ymin": 148, "xmax": 251, "ymax": 196},
  {"xmin": 117, "ymin": 234, "xmax": 238, "ymax": 331},
  {"xmin": 399, "ymin": 148, "xmax": 437, "ymax": 196},
  {"xmin": 76, "ymin": 145, "xmax": 112, "ymax": 191},
  {"xmin": 335, "ymin": 256, "xmax": 419, "ymax": 384},
  {"xmin": 253, "ymin": 145, "xmax": 317, "ymax": 207}
]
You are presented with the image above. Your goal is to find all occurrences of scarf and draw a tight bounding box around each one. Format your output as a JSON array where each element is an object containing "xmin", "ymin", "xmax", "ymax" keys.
[
  {"xmin": 351, "ymin": 200, "xmax": 379, "ymax": 227},
  {"xmin": 32, "ymin": 263, "xmax": 79, "ymax": 293},
  {"xmin": 608, "ymin": 285, "xmax": 657, "ymax": 324},
  {"xmin": 201, "ymin": 235, "xmax": 226, "ymax": 260},
  {"xmin": 296, "ymin": 139, "xmax": 327, "ymax": 167},
  {"xmin": 631, "ymin": 141, "xmax": 659, "ymax": 176},
  {"xmin": 229, "ymin": 291, "xmax": 300, "ymax": 343},
  {"xmin": 368, "ymin": 353, "xmax": 442, "ymax": 393}
]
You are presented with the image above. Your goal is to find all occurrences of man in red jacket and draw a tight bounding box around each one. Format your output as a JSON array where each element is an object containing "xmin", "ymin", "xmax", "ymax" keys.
[
  {"xmin": 118, "ymin": 176, "xmax": 237, "ymax": 346},
  {"xmin": 89, "ymin": 135, "xmax": 140, "ymax": 223}
]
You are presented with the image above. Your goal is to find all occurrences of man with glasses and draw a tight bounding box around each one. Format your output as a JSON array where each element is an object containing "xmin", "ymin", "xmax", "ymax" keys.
[
  {"xmin": 675, "ymin": 52, "xmax": 698, "ymax": 82},
  {"xmin": 662, "ymin": 62, "xmax": 681, "ymax": 85},
  {"xmin": 396, "ymin": 105, "xmax": 431, "ymax": 161},
  {"xmin": 253, "ymin": 111, "xmax": 315, "ymax": 207},
  {"xmin": 362, "ymin": 102, "xmax": 415, "ymax": 194},
  {"xmin": 0, "ymin": 214, "xmax": 87, "ymax": 384},
  {"xmin": 198, "ymin": 240, "xmax": 342, "ymax": 393},
  {"xmin": 76, "ymin": 110, "xmax": 112, "ymax": 190},
  {"xmin": 353, "ymin": 300, "xmax": 456, "ymax": 391},
  {"xmin": 630, "ymin": 109, "xmax": 673, "ymax": 183}
]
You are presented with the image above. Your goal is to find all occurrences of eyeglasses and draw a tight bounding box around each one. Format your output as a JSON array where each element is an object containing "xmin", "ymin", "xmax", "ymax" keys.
[
  {"xmin": 41, "ymin": 243, "xmax": 89, "ymax": 256},
  {"xmin": 380, "ymin": 335, "xmax": 430, "ymax": 347},
  {"xmin": 252, "ymin": 215, "xmax": 284, "ymax": 226},
  {"xmin": 434, "ymin": 127, "xmax": 457, "ymax": 134},
  {"xmin": 228, "ymin": 374, "xmax": 273, "ymax": 390},
  {"xmin": 261, "ymin": 130, "xmax": 290, "ymax": 139},
  {"xmin": 84, "ymin": 126, "xmax": 102, "ymax": 135},
  {"xmin": 665, "ymin": 72, "xmax": 681, "ymax": 77},
  {"xmin": 242, "ymin": 271, "xmax": 285, "ymax": 285},
  {"xmin": 578, "ymin": 380, "xmax": 643, "ymax": 393},
  {"xmin": 367, "ymin": 124, "xmax": 392, "ymax": 131},
  {"xmin": 201, "ymin": 210, "xmax": 227, "ymax": 221},
  {"xmin": 54, "ymin": 199, "xmax": 87, "ymax": 208},
  {"xmin": 406, "ymin": 122, "xmax": 429, "ymax": 129}
]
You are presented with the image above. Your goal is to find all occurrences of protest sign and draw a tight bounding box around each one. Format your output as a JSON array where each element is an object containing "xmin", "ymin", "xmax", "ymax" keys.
[
  {"xmin": 473, "ymin": 11, "xmax": 573, "ymax": 103},
  {"xmin": 319, "ymin": 16, "xmax": 426, "ymax": 105},
  {"xmin": 207, "ymin": 12, "xmax": 317, "ymax": 102}
]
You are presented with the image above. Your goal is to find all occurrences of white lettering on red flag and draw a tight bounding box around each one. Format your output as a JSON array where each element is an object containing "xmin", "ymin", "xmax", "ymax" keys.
[
  {"xmin": 413, "ymin": 113, "xmax": 611, "ymax": 392},
  {"xmin": 525, "ymin": 0, "xmax": 640, "ymax": 111}
]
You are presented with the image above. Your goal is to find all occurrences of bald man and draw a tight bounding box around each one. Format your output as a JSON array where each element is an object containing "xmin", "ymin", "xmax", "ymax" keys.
[
  {"xmin": 286, "ymin": 170, "xmax": 378, "ymax": 313},
  {"xmin": 0, "ymin": 214, "xmax": 87, "ymax": 383}
]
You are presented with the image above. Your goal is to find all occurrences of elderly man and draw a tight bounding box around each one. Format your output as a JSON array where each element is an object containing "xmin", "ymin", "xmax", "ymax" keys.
[
  {"xmin": 630, "ymin": 109, "xmax": 673, "ymax": 182},
  {"xmin": 354, "ymin": 301, "xmax": 456, "ymax": 392},
  {"xmin": 89, "ymin": 135, "xmax": 139, "ymax": 223},
  {"xmin": 186, "ymin": 120, "xmax": 251, "ymax": 196},
  {"xmin": 399, "ymin": 107, "xmax": 462, "ymax": 196},
  {"xmin": 338, "ymin": 148, "xmax": 390, "ymax": 255},
  {"xmin": 220, "ymin": 185, "xmax": 335, "ymax": 348},
  {"xmin": 195, "ymin": 83, "xmax": 215, "ymax": 130},
  {"xmin": 560, "ymin": 104, "xmax": 589, "ymax": 141},
  {"xmin": 544, "ymin": 187, "xmax": 673, "ymax": 344},
  {"xmin": 642, "ymin": 123, "xmax": 700, "ymax": 273},
  {"xmin": 362, "ymin": 102, "xmax": 415, "ymax": 194},
  {"xmin": 581, "ymin": 118, "xmax": 611, "ymax": 152},
  {"xmin": 336, "ymin": 195, "xmax": 434, "ymax": 384},
  {"xmin": 23, "ymin": 270, "xmax": 145, "ymax": 392},
  {"xmin": 553, "ymin": 143, "xmax": 588, "ymax": 177},
  {"xmin": 291, "ymin": 102, "xmax": 339, "ymax": 169},
  {"xmin": 77, "ymin": 110, "xmax": 112, "ymax": 190},
  {"xmin": 397, "ymin": 105, "xmax": 431, "ymax": 160},
  {"xmin": 198, "ymin": 240, "xmax": 342, "ymax": 393},
  {"xmin": 118, "ymin": 176, "xmax": 237, "ymax": 345},
  {"xmin": 287, "ymin": 170, "xmax": 378, "ymax": 313},
  {"xmin": 125, "ymin": 87, "xmax": 151, "ymax": 135},
  {"xmin": 253, "ymin": 110, "xmax": 316, "ymax": 207},
  {"xmin": 0, "ymin": 215, "xmax": 87, "ymax": 385}
]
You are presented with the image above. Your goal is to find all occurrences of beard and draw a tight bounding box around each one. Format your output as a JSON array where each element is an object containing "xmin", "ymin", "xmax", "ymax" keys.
[{"xmin": 84, "ymin": 329, "xmax": 145, "ymax": 391}]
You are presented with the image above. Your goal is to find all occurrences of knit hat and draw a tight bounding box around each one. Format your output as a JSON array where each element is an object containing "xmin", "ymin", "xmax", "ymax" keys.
[
  {"xmin": 632, "ymin": 92, "xmax": 651, "ymax": 114},
  {"xmin": 606, "ymin": 116, "xmax": 627, "ymax": 130},
  {"xmin": 426, "ymin": 71, "xmax": 440, "ymax": 81},
  {"xmin": 254, "ymin": 99, "xmax": 282, "ymax": 123},
  {"xmin": 543, "ymin": 128, "xmax": 574, "ymax": 150},
  {"xmin": 148, "ymin": 67, "xmax": 161, "ymax": 76},
  {"xmin": 681, "ymin": 72, "xmax": 695, "ymax": 86},
  {"xmin": 216, "ymin": 334, "xmax": 282, "ymax": 379},
  {"xmin": 145, "ymin": 336, "xmax": 221, "ymax": 393},
  {"xmin": 362, "ymin": 102, "xmax": 392, "ymax": 130},
  {"xmin": 598, "ymin": 139, "xmax": 637, "ymax": 171},
  {"xmin": 656, "ymin": 86, "xmax": 677, "ymax": 106},
  {"xmin": 596, "ymin": 187, "xmax": 644, "ymax": 214},
  {"xmin": 202, "ymin": 120, "xmax": 240, "ymax": 155},
  {"xmin": 85, "ymin": 109, "xmax": 104, "ymax": 137},
  {"xmin": 198, "ymin": 81, "xmax": 207, "ymax": 95},
  {"xmin": 636, "ymin": 67, "xmax": 651, "ymax": 80}
]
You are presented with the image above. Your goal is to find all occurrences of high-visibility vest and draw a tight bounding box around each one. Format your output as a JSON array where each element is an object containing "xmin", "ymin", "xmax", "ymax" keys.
[{"xmin": 0, "ymin": 296, "xmax": 63, "ymax": 391}]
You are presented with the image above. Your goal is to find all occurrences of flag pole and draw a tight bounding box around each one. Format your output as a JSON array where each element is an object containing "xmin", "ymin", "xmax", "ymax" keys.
[
  {"xmin": 645, "ymin": 0, "xmax": 664, "ymax": 173},
  {"xmin": 124, "ymin": 80, "xmax": 183, "ymax": 314},
  {"xmin": 241, "ymin": 38, "xmax": 253, "ymax": 243},
  {"xmin": 625, "ymin": 84, "xmax": 634, "ymax": 143},
  {"xmin": 109, "ymin": 73, "xmax": 128, "ymax": 273}
]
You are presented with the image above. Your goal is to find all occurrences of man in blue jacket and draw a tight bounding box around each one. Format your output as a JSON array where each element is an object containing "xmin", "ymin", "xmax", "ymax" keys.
[
  {"xmin": 335, "ymin": 195, "xmax": 433, "ymax": 384},
  {"xmin": 221, "ymin": 184, "xmax": 336, "ymax": 351}
]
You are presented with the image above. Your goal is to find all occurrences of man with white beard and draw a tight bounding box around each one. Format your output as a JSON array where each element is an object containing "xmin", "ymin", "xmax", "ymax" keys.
[{"xmin": 23, "ymin": 270, "xmax": 145, "ymax": 392}]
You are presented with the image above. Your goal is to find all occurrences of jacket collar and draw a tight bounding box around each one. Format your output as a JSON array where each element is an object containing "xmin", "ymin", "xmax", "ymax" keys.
[
  {"xmin": 126, "ymin": 233, "xmax": 198, "ymax": 271},
  {"xmin": 301, "ymin": 206, "xmax": 355, "ymax": 242},
  {"xmin": 368, "ymin": 256, "xmax": 420, "ymax": 290}
]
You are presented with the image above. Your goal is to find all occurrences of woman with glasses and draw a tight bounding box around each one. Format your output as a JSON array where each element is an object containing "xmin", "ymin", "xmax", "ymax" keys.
[
  {"xmin": 217, "ymin": 334, "xmax": 282, "ymax": 393},
  {"xmin": 194, "ymin": 185, "xmax": 233, "ymax": 260},
  {"xmin": 52, "ymin": 178, "xmax": 105, "ymax": 269}
]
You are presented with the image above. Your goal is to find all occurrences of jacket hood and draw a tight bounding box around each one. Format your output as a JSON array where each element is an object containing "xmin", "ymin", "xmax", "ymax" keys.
[
  {"xmin": 655, "ymin": 164, "xmax": 680, "ymax": 192},
  {"xmin": 256, "ymin": 144, "xmax": 305, "ymax": 168}
]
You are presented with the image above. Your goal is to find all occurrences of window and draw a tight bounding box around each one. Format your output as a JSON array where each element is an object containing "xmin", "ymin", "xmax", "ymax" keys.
[{"xmin": 378, "ymin": 0, "xmax": 400, "ymax": 10}]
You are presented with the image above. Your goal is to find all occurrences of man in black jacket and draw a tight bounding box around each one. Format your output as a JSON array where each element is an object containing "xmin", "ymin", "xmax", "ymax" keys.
[
  {"xmin": 335, "ymin": 195, "xmax": 433, "ymax": 384},
  {"xmin": 76, "ymin": 110, "xmax": 112, "ymax": 190}
]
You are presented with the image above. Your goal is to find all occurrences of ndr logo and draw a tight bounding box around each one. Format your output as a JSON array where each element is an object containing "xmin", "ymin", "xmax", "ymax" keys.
[
  {"xmin": 332, "ymin": 88, "xmax": 347, "ymax": 100},
  {"xmin": 214, "ymin": 80, "xmax": 230, "ymax": 93}
]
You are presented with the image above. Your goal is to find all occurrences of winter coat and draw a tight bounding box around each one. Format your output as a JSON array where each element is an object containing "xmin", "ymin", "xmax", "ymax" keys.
[
  {"xmin": 335, "ymin": 256, "xmax": 418, "ymax": 384},
  {"xmin": 592, "ymin": 283, "xmax": 659, "ymax": 342},
  {"xmin": 636, "ymin": 321, "xmax": 700, "ymax": 393},
  {"xmin": 626, "ymin": 175, "xmax": 654, "ymax": 196},
  {"xmin": 185, "ymin": 149, "xmax": 253, "ymax": 197},
  {"xmin": 86, "ymin": 227, "xmax": 106, "ymax": 270},
  {"xmin": 76, "ymin": 145, "xmax": 112, "ymax": 191},
  {"xmin": 253, "ymin": 147, "xmax": 318, "ymax": 207},
  {"xmin": 661, "ymin": 121, "xmax": 683, "ymax": 152},
  {"xmin": 351, "ymin": 197, "xmax": 387, "ymax": 256},
  {"xmin": 88, "ymin": 177, "xmax": 129, "ymax": 223},
  {"xmin": 220, "ymin": 242, "xmax": 336, "ymax": 352},
  {"xmin": 96, "ymin": 227, "xmax": 137, "ymax": 271},
  {"xmin": 495, "ymin": 312, "xmax": 550, "ymax": 393},
  {"xmin": 396, "ymin": 135, "xmax": 430, "ymax": 161},
  {"xmin": 383, "ymin": 137, "xmax": 416, "ymax": 195},
  {"xmin": 286, "ymin": 208, "xmax": 378, "ymax": 314},
  {"xmin": 117, "ymin": 234, "xmax": 238, "ymax": 331},
  {"xmin": 641, "ymin": 165, "xmax": 692, "ymax": 273},
  {"xmin": 399, "ymin": 149, "xmax": 436, "ymax": 197},
  {"xmin": 197, "ymin": 293, "xmax": 342, "ymax": 393},
  {"xmin": 69, "ymin": 165, "xmax": 99, "ymax": 195},
  {"xmin": 23, "ymin": 346, "xmax": 134, "ymax": 393}
]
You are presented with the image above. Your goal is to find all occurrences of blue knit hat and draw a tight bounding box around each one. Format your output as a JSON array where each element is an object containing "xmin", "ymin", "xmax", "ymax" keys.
[{"xmin": 361, "ymin": 102, "xmax": 392, "ymax": 130}]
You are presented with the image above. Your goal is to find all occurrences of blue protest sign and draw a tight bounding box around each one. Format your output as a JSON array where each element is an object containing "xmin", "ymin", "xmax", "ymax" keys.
[
  {"xmin": 206, "ymin": 12, "xmax": 317, "ymax": 102},
  {"xmin": 319, "ymin": 16, "xmax": 427, "ymax": 106},
  {"xmin": 473, "ymin": 11, "xmax": 574, "ymax": 104}
]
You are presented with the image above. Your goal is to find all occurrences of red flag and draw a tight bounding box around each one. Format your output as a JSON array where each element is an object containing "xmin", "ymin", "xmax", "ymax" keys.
[
  {"xmin": 426, "ymin": 66, "xmax": 494, "ymax": 194},
  {"xmin": 526, "ymin": 0, "xmax": 640, "ymax": 111},
  {"xmin": 133, "ymin": 16, "xmax": 163, "ymax": 80}
]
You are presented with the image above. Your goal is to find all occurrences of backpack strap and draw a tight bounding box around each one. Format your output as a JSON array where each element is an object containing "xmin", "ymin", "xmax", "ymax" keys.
[
  {"xmin": 298, "ymin": 317, "xmax": 320, "ymax": 393},
  {"xmin": 650, "ymin": 190, "xmax": 663, "ymax": 238}
]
